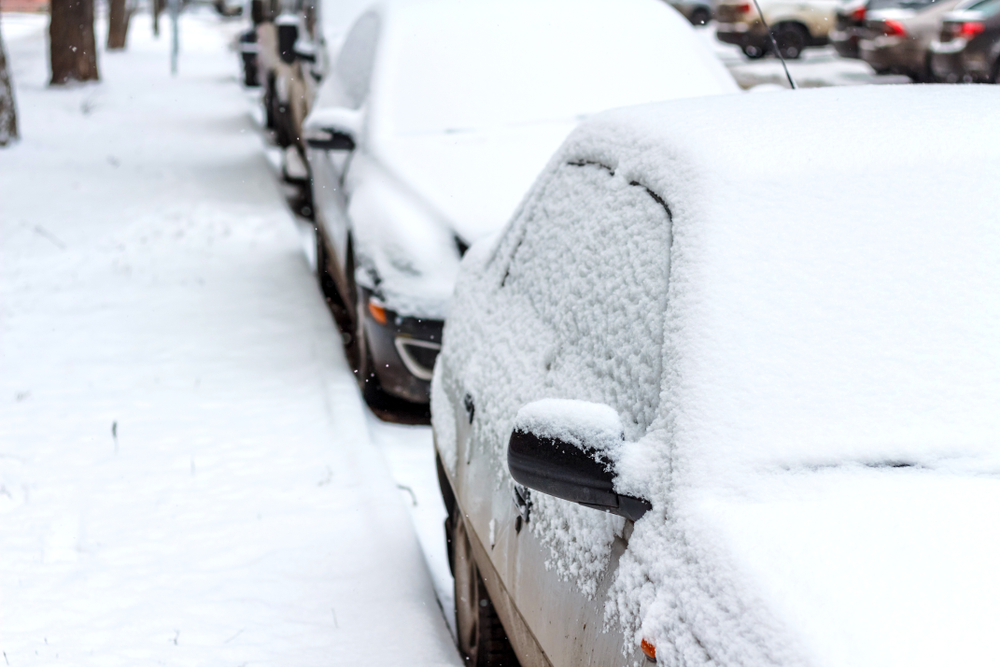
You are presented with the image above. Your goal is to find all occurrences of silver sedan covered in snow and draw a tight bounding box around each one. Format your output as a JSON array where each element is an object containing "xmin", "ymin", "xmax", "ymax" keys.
[
  {"xmin": 432, "ymin": 85, "xmax": 1000, "ymax": 667},
  {"xmin": 302, "ymin": 0, "xmax": 737, "ymax": 407}
]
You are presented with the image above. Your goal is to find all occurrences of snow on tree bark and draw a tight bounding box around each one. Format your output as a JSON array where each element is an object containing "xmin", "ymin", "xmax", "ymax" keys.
[
  {"xmin": 107, "ymin": 0, "xmax": 132, "ymax": 50},
  {"xmin": 0, "ymin": 14, "xmax": 18, "ymax": 146},
  {"xmin": 49, "ymin": 0, "xmax": 100, "ymax": 84}
]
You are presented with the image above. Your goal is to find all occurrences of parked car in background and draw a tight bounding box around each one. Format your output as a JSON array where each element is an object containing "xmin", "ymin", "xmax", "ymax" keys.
[
  {"xmin": 667, "ymin": 0, "xmax": 713, "ymax": 25},
  {"xmin": 860, "ymin": 0, "xmax": 962, "ymax": 79},
  {"xmin": 714, "ymin": 0, "xmax": 839, "ymax": 58},
  {"xmin": 830, "ymin": 0, "xmax": 911, "ymax": 57},
  {"xmin": 248, "ymin": 0, "xmax": 321, "ymax": 181},
  {"xmin": 930, "ymin": 0, "xmax": 1000, "ymax": 81},
  {"xmin": 237, "ymin": 26, "xmax": 260, "ymax": 87},
  {"xmin": 303, "ymin": 0, "xmax": 737, "ymax": 408},
  {"xmin": 432, "ymin": 85, "xmax": 1000, "ymax": 667}
]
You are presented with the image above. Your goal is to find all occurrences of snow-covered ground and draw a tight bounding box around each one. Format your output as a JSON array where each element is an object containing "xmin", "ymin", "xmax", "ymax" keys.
[{"xmin": 0, "ymin": 11, "xmax": 460, "ymax": 666}]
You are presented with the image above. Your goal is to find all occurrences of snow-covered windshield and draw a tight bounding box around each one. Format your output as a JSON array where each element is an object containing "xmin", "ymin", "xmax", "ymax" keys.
[{"xmin": 375, "ymin": 0, "xmax": 735, "ymax": 136}]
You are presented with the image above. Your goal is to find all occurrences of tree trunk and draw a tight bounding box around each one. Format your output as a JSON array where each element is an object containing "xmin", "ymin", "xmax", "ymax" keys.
[
  {"xmin": 107, "ymin": 0, "xmax": 131, "ymax": 50},
  {"xmin": 153, "ymin": 0, "xmax": 165, "ymax": 37},
  {"xmin": 49, "ymin": 0, "xmax": 100, "ymax": 85},
  {"xmin": 0, "ymin": 14, "xmax": 19, "ymax": 147}
]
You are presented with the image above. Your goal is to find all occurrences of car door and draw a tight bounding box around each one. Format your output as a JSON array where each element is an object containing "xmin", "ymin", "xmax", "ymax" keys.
[
  {"xmin": 454, "ymin": 160, "xmax": 673, "ymax": 666},
  {"xmin": 310, "ymin": 11, "xmax": 380, "ymax": 289}
]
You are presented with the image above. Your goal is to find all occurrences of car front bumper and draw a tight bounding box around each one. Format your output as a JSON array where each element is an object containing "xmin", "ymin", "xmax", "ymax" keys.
[
  {"xmin": 716, "ymin": 21, "xmax": 769, "ymax": 49},
  {"xmin": 360, "ymin": 287, "xmax": 444, "ymax": 404},
  {"xmin": 859, "ymin": 36, "xmax": 922, "ymax": 75}
]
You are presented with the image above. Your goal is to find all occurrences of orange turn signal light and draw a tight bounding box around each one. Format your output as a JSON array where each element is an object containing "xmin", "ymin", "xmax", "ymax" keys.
[
  {"xmin": 368, "ymin": 298, "xmax": 388, "ymax": 325},
  {"xmin": 641, "ymin": 638, "xmax": 657, "ymax": 663}
]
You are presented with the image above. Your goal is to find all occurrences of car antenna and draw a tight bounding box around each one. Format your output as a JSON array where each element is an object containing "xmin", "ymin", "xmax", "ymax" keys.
[{"xmin": 750, "ymin": 0, "xmax": 797, "ymax": 89}]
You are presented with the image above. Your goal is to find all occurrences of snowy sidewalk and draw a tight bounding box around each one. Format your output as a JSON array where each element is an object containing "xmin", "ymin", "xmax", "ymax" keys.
[{"xmin": 0, "ymin": 12, "xmax": 460, "ymax": 666}]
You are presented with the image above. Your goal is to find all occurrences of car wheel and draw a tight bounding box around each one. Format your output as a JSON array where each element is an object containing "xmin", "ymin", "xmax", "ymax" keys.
[
  {"xmin": 773, "ymin": 23, "xmax": 808, "ymax": 59},
  {"xmin": 742, "ymin": 43, "xmax": 768, "ymax": 59},
  {"xmin": 690, "ymin": 7, "xmax": 711, "ymax": 26},
  {"xmin": 452, "ymin": 513, "xmax": 519, "ymax": 667},
  {"xmin": 315, "ymin": 229, "xmax": 344, "ymax": 307},
  {"xmin": 353, "ymin": 288, "xmax": 385, "ymax": 406}
]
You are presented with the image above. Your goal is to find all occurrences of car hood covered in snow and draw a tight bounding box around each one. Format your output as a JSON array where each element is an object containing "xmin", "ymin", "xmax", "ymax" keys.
[
  {"xmin": 687, "ymin": 467, "xmax": 1000, "ymax": 666},
  {"xmin": 373, "ymin": 122, "xmax": 578, "ymax": 246}
]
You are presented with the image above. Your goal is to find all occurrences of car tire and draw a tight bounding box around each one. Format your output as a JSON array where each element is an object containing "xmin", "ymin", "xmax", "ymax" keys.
[
  {"xmin": 315, "ymin": 229, "xmax": 344, "ymax": 307},
  {"xmin": 991, "ymin": 59, "xmax": 1000, "ymax": 84},
  {"xmin": 772, "ymin": 23, "xmax": 808, "ymax": 59},
  {"xmin": 353, "ymin": 288, "xmax": 386, "ymax": 407},
  {"xmin": 690, "ymin": 7, "xmax": 711, "ymax": 26},
  {"xmin": 742, "ymin": 43, "xmax": 768, "ymax": 59},
  {"xmin": 452, "ymin": 513, "xmax": 519, "ymax": 667}
]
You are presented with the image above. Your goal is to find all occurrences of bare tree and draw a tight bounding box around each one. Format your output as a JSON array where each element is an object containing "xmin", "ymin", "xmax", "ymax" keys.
[
  {"xmin": 153, "ymin": 0, "xmax": 165, "ymax": 37},
  {"xmin": 0, "ymin": 13, "xmax": 18, "ymax": 146},
  {"xmin": 49, "ymin": 0, "xmax": 100, "ymax": 85},
  {"xmin": 107, "ymin": 0, "xmax": 132, "ymax": 50}
]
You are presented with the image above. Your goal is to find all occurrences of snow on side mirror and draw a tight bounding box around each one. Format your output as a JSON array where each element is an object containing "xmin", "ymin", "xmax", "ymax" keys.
[
  {"xmin": 507, "ymin": 399, "xmax": 650, "ymax": 522},
  {"xmin": 304, "ymin": 107, "xmax": 362, "ymax": 152}
]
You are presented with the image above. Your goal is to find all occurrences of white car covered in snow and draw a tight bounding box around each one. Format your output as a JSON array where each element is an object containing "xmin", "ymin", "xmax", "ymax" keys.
[
  {"xmin": 302, "ymin": 0, "xmax": 737, "ymax": 407},
  {"xmin": 431, "ymin": 85, "xmax": 1000, "ymax": 667}
]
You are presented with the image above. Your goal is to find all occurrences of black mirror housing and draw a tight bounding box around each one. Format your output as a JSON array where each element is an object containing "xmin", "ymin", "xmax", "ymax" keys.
[
  {"xmin": 304, "ymin": 128, "xmax": 355, "ymax": 152},
  {"xmin": 277, "ymin": 21, "xmax": 298, "ymax": 64},
  {"xmin": 507, "ymin": 402, "xmax": 650, "ymax": 522}
]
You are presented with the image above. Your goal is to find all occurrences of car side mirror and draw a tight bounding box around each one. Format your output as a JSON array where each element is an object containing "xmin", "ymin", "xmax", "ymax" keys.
[
  {"xmin": 276, "ymin": 16, "xmax": 298, "ymax": 64},
  {"xmin": 293, "ymin": 41, "xmax": 316, "ymax": 63},
  {"xmin": 303, "ymin": 107, "xmax": 362, "ymax": 152},
  {"xmin": 506, "ymin": 399, "xmax": 650, "ymax": 522}
]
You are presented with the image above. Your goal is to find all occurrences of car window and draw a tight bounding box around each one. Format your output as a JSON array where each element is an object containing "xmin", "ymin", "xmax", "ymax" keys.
[
  {"xmin": 335, "ymin": 11, "xmax": 380, "ymax": 109},
  {"xmin": 502, "ymin": 162, "xmax": 672, "ymax": 440}
]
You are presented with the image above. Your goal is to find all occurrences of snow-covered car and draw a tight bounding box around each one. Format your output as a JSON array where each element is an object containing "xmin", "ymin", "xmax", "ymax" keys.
[
  {"xmin": 303, "ymin": 0, "xmax": 737, "ymax": 407},
  {"xmin": 714, "ymin": 0, "xmax": 839, "ymax": 58},
  {"xmin": 431, "ymin": 85, "xmax": 1000, "ymax": 667}
]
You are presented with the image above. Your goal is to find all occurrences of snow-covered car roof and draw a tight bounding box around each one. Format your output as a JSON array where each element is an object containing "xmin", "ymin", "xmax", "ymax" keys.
[{"xmin": 550, "ymin": 84, "xmax": 1000, "ymax": 481}]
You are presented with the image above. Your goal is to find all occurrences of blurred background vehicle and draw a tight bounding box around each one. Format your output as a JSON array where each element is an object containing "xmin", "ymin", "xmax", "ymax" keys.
[
  {"xmin": 304, "ymin": 0, "xmax": 738, "ymax": 410},
  {"xmin": 432, "ymin": 84, "xmax": 1000, "ymax": 667},
  {"xmin": 667, "ymin": 0, "xmax": 713, "ymax": 25},
  {"xmin": 830, "ymin": 0, "xmax": 915, "ymax": 57},
  {"xmin": 714, "ymin": 0, "xmax": 839, "ymax": 58},
  {"xmin": 831, "ymin": 0, "xmax": 870, "ymax": 57},
  {"xmin": 859, "ymin": 0, "xmax": 962, "ymax": 79},
  {"xmin": 247, "ymin": 0, "xmax": 321, "ymax": 181},
  {"xmin": 237, "ymin": 26, "xmax": 260, "ymax": 86},
  {"xmin": 930, "ymin": 0, "xmax": 1000, "ymax": 81}
]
